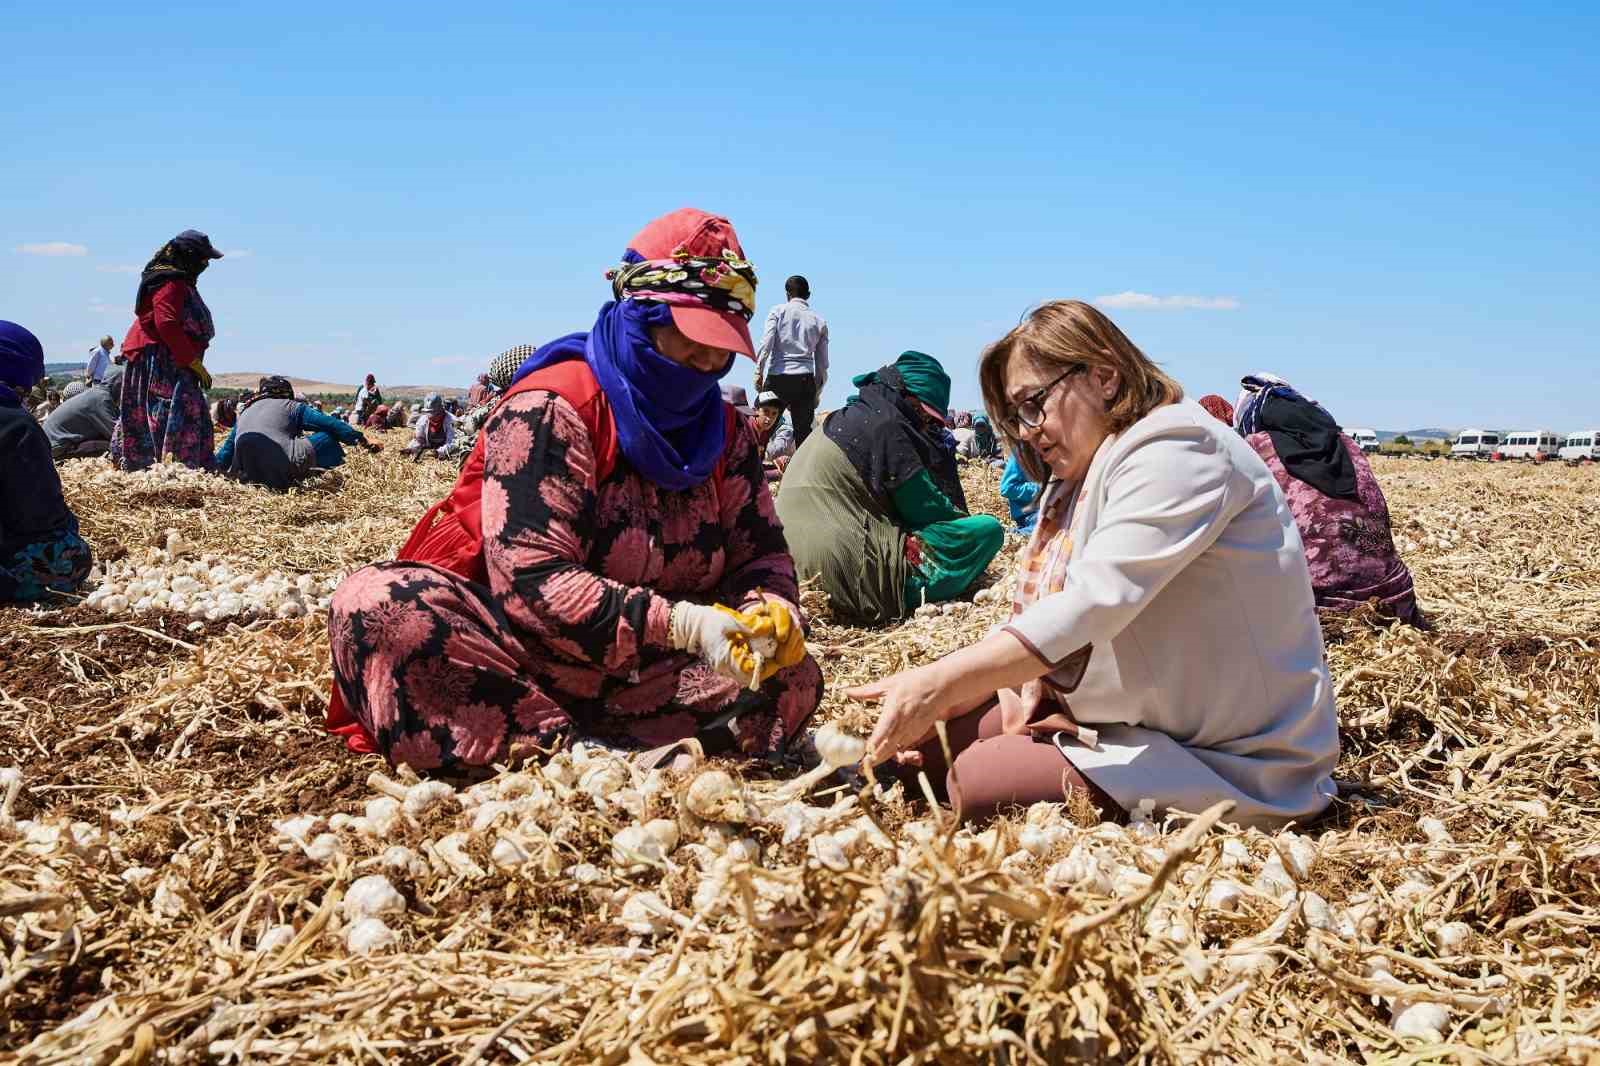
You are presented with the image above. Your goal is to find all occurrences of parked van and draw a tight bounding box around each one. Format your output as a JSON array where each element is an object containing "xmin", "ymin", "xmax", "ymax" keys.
[
  {"xmin": 1450, "ymin": 429, "xmax": 1501, "ymax": 459},
  {"xmin": 1558, "ymin": 431, "xmax": 1600, "ymax": 462},
  {"xmin": 1347, "ymin": 428, "xmax": 1380, "ymax": 453},
  {"xmin": 1499, "ymin": 430, "xmax": 1562, "ymax": 461}
]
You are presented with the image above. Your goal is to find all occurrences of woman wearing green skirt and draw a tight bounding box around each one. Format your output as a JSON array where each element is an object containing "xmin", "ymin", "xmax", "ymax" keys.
[{"xmin": 777, "ymin": 351, "xmax": 1003, "ymax": 624}]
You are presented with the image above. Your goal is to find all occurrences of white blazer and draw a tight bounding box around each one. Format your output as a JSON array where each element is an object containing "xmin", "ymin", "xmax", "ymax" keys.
[{"xmin": 1004, "ymin": 401, "xmax": 1339, "ymax": 828}]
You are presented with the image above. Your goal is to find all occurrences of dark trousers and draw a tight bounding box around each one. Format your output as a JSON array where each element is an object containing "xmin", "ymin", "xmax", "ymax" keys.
[{"xmin": 765, "ymin": 373, "xmax": 818, "ymax": 447}]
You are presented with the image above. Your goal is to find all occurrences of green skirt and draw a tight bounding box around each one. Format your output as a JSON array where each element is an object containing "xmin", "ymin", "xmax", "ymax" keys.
[{"xmin": 903, "ymin": 514, "xmax": 1005, "ymax": 612}]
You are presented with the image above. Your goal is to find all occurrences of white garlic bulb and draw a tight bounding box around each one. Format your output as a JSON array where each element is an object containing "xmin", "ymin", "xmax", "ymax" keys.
[
  {"xmin": 808, "ymin": 833, "xmax": 850, "ymax": 872},
  {"xmin": 304, "ymin": 833, "xmax": 344, "ymax": 864},
  {"xmin": 491, "ymin": 837, "xmax": 529, "ymax": 869},
  {"xmin": 256, "ymin": 924, "xmax": 296, "ymax": 953},
  {"xmin": 611, "ymin": 825, "xmax": 666, "ymax": 869},
  {"xmin": 1204, "ymin": 879, "xmax": 1245, "ymax": 913},
  {"xmin": 346, "ymin": 917, "xmax": 398, "ymax": 955},
  {"xmin": 1278, "ymin": 833, "xmax": 1318, "ymax": 880},
  {"xmin": 1391, "ymin": 1000, "xmax": 1451, "ymax": 1041},
  {"xmin": 685, "ymin": 770, "xmax": 747, "ymax": 823},
  {"xmin": 343, "ymin": 875, "xmax": 406, "ymax": 920},
  {"xmin": 1302, "ymin": 890, "xmax": 1334, "ymax": 931},
  {"xmin": 642, "ymin": 818, "xmax": 679, "ymax": 853},
  {"xmin": 1433, "ymin": 921, "xmax": 1472, "ymax": 952},
  {"xmin": 431, "ymin": 832, "xmax": 486, "ymax": 878},
  {"xmin": 618, "ymin": 891, "xmax": 681, "ymax": 935},
  {"xmin": 1417, "ymin": 817, "xmax": 1452, "ymax": 844},
  {"xmin": 379, "ymin": 845, "xmax": 427, "ymax": 880},
  {"xmin": 402, "ymin": 781, "xmax": 458, "ymax": 822},
  {"xmin": 364, "ymin": 797, "xmax": 401, "ymax": 836},
  {"xmin": 813, "ymin": 723, "xmax": 866, "ymax": 769}
]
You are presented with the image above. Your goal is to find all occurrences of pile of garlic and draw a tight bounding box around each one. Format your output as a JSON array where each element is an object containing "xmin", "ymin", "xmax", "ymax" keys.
[
  {"xmin": 80, "ymin": 529, "xmax": 337, "ymax": 621},
  {"xmin": 88, "ymin": 461, "xmax": 217, "ymax": 490}
]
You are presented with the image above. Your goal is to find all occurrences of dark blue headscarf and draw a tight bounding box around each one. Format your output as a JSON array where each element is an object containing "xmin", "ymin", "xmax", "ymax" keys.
[
  {"xmin": 0, "ymin": 320, "xmax": 45, "ymax": 399},
  {"xmin": 512, "ymin": 299, "xmax": 732, "ymax": 491}
]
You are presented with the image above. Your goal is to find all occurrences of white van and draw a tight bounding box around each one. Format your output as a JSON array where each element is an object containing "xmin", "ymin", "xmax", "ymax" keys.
[
  {"xmin": 1559, "ymin": 430, "xmax": 1600, "ymax": 462},
  {"xmin": 1500, "ymin": 430, "xmax": 1562, "ymax": 461},
  {"xmin": 1450, "ymin": 429, "xmax": 1501, "ymax": 459},
  {"xmin": 1347, "ymin": 428, "xmax": 1380, "ymax": 453}
]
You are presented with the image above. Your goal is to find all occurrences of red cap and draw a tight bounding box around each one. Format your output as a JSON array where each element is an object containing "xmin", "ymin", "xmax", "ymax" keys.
[{"xmin": 624, "ymin": 208, "xmax": 756, "ymax": 359}]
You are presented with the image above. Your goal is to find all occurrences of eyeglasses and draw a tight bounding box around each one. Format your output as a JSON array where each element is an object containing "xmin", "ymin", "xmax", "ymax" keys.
[{"xmin": 1005, "ymin": 365, "xmax": 1086, "ymax": 433}]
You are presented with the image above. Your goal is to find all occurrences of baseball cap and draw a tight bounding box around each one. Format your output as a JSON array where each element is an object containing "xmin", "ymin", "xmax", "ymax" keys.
[
  {"xmin": 756, "ymin": 390, "xmax": 784, "ymax": 409},
  {"xmin": 624, "ymin": 208, "xmax": 756, "ymax": 358}
]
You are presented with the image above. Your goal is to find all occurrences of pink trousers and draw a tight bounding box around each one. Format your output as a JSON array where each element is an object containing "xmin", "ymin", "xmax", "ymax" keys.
[{"xmin": 909, "ymin": 700, "xmax": 1123, "ymax": 824}]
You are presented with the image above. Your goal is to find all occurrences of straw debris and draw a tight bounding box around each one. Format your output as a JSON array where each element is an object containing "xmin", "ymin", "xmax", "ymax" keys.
[{"xmin": 4, "ymin": 445, "xmax": 1600, "ymax": 1062}]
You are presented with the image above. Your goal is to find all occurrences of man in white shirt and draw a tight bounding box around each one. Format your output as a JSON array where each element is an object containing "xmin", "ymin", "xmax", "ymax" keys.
[
  {"xmin": 84, "ymin": 336, "xmax": 114, "ymax": 384},
  {"xmin": 754, "ymin": 275, "xmax": 828, "ymax": 447}
]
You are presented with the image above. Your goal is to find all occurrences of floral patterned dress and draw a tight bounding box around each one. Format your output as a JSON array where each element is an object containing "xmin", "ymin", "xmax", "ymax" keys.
[
  {"xmin": 111, "ymin": 280, "xmax": 215, "ymax": 471},
  {"xmin": 1247, "ymin": 432, "xmax": 1421, "ymax": 625},
  {"xmin": 328, "ymin": 388, "xmax": 823, "ymax": 772}
]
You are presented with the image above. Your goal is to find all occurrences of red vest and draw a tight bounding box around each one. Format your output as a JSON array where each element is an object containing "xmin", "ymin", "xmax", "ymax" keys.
[{"xmin": 325, "ymin": 360, "xmax": 735, "ymax": 752}]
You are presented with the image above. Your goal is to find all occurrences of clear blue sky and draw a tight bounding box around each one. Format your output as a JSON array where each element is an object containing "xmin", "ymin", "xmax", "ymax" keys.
[{"xmin": 4, "ymin": 3, "xmax": 1596, "ymax": 430}]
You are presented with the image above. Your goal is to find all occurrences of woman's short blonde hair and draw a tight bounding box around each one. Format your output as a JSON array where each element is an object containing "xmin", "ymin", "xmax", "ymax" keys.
[{"xmin": 980, "ymin": 299, "xmax": 1184, "ymax": 482}]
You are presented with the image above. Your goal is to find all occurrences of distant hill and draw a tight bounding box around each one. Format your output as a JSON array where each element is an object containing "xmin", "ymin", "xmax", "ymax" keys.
[
  {"xmin": 211, "ymin": 373, "xmax": 465, "ymax": 400},
  {"xmin": 1377, "ymin": 428, "xmax": 1455, "ymax": 442},
  {"xmin": 45, "ymin": 361, "xmax": 87, "ymax": 375}
]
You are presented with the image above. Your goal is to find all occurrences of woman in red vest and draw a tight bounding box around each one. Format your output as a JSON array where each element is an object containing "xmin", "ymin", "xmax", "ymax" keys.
[{"xmin": 327, "ymin": 209, "xmax": 822, "ymax": 772}]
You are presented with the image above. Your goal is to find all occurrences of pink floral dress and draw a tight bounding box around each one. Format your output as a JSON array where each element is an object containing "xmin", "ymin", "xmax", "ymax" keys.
[
  {"xmin": 328, "ymin": 388, "xmax": 823, "ymax": 772},
  {"xmin": 1247, "ymin": 432, "xmax": 1421, "ymax": 625}
]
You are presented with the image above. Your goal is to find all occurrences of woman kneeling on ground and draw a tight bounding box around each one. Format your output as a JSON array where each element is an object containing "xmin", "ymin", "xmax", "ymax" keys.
[
  {"xmin": 216, "ymin": 376, "xmax": 382, "ymax": 490},
  {"xmin": 1231, "ymin": 374, "xmax": 1422, "ymax": 626},
  {"xmin": 850, "ymin": 301, "xmax": 1339, "ymax": 829},
  {"xmin": 326, "ymin": 208, "xmax": 822, "ymax": 772},
  {"xmin": 776, "ymin": 350, "xmax": 1004, "ymax": 625},
  {"xmin": 1, "ymin": 322, "xmax": 93, "ymax": 603}
]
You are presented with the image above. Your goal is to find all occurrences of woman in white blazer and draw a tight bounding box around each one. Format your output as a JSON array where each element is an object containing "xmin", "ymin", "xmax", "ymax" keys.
[{"xmin": 849, "ymin": 300, "xmax": 1339, "ymax": 829}]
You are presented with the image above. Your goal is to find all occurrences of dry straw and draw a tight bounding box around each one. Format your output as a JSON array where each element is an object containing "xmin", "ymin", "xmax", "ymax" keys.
[{"xmin": 4, "ymin": 444, "xmax": 1600, "ymax": 1063}]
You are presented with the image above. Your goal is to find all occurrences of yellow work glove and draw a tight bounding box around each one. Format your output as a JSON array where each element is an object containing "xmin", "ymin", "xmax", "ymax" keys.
[
  {"xmin": 715, "ymin": 600, "xmax": 806, "ymax": 684},
  {"xmin": 189, "ymin": 356, "xmax": 214, "ymax": 391}
]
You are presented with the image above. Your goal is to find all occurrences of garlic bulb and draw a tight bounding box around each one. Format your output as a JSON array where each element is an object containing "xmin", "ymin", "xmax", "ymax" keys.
[
  {"xmin": 1391, "ymin": 1000, "xmax": 1451, "ymax": 1041},
  {"xmin": 256, "ymin": 924, "xmax": 295, "ymax": 953},
  {"xmin": 685, "ymin": 770, "xmax": 747, "ymax": 823},
  {"xmin": 304, "ymin": 832, "xmax": 344, "ymax": 863},
  {"xmin": 402, "ymin": 781, "xmax": 458, "ymax": 822},
  {"xmin": 618, "ymin": 891, "xmax": 683, "ymax": 935},
  {"xmin": 346, "ymin": 917, "xmax": 398, "ymax": 955},
  {"xmin": 1433, "ymin": 921, "xmax": 1472, "ymax": 952},
  {"xmin": 1204, "ymin": 879, "xmax": 1245, "ymax": 913},
  {"xmin": 343, "ymin": 875, "xmax": 406, "ymax": 921},
  {"xmin": 1301, "ymin": 890, "xmax": 1334, "ymax": 931},
  {"xmin": 808, "ymin": 833, "xmax": 850, "ymax": 872},
  {"xmin": 611, "ymin": 825, "xmax": 666, "ymax": 869},
  {"xmin": 1417, "ymin": 816, "xmax": 1452, "ymax": 844},
  {"xmin": 642, "ymin": 818, "xmax": 679, "ymax": 853},
  {"xmin": 1278, "ymin": 833, "xmax": 1318, "ymax": 880},
  {"xmin": 1259, "ymin": 854, "xmax": 1296, "ymax": 901},
  {"xmin": 491, "ymin": 837, "xmax": 529, "ymax": 869},
  {"xmin": 1219, "ymin": 837, "xmax": 1251, "ymax": 870},
  {"xmin": 379, "ymin": 845, "xmax": 427, "ymax": 879},
  {"xmin": 813, "ymin": 723, "xmax": 866, "ymax": 769},
  {"xmin": 431, "ymin": 832, "xmax": 486, "ymax": 877},
  {"xmin": 364, "ymin": 797, "xmax": 401, "ymax": 836},
  {"xmin": 566, "ymin": 863, "xmax": 604, "ymax": 884}
]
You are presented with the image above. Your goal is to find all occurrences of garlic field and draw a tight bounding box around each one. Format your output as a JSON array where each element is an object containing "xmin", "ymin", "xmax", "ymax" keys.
[{"xmin": 3, "ymin": 439, "xmax": 1599, "ymax": 1064}]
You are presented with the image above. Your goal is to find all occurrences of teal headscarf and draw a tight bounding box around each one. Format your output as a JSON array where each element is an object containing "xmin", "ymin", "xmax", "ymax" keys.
[{"xmin": 851, "ymin": 350, "xmax": 950, "ymax": 421}]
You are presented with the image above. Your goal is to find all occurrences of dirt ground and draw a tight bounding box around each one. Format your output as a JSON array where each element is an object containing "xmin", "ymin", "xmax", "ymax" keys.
[{"xmin": 3, "ymin": 443, "xmax": 1598, "ymax": 1063}]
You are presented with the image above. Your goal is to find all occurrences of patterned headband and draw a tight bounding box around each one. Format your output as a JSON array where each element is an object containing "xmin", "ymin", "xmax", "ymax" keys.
[{"xmin": 605, "ymin": 250, "xmax": 758, "ymax": 322}]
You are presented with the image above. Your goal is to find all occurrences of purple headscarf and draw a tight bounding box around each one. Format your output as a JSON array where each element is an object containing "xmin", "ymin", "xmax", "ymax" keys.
[
  {"xmin": 513, "ymin": 298, "xmax": 732, "ymax": 491},
  {"xmin": 0, "ymin": 320, "xmax": 45, "ymax": 396}
]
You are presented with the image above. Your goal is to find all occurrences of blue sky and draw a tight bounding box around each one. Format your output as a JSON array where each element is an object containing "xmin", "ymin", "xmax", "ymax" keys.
[{"xmin": 4, "ymin": 3, "xmax": 1596, "ymax": 430}]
